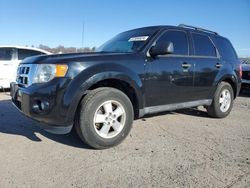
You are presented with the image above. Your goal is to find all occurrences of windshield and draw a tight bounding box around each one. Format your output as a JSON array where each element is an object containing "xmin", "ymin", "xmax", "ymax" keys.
[{"xmin": 97, "ymin": 28, "xmax": 159, "ymax": 53}]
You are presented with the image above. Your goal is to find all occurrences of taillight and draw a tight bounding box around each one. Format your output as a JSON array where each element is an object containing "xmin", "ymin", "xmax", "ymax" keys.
[{"xmin": 239, "ymin": 64, "xmax": 242, "ymax": 79}]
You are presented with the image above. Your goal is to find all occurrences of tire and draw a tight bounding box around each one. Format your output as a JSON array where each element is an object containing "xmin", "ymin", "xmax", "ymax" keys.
[
  {"xmin": 207, "ymin": 82, "xmax": 234, "ymax": 118},
  {"xmin": 75, "ymin": 87, "xmax": 134, "ymax": 149}
]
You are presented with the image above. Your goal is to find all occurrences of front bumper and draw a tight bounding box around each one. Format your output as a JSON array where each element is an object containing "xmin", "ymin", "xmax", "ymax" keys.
[{"xmin": 10, "ymin": 78, "xmax": 73, "ymax": 134}]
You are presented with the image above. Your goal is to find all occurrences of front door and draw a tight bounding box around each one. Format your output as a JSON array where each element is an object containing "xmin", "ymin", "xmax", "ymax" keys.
[{"xmin": 144, "ymin": 30, "xmax": 195, "ymax": 107}]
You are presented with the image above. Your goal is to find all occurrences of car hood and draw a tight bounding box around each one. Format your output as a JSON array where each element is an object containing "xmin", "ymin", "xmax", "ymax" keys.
[{"xmin": 20, "ymin": 52, "xmax": 137, "ymax": 65}]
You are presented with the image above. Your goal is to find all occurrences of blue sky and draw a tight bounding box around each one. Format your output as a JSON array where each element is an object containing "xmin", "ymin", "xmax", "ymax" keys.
[{"xmin": 0, "ymin": 0, "xmax": 249, "ymax": 57}]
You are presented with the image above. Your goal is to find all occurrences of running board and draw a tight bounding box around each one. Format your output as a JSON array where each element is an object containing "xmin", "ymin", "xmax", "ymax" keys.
[{"xmin": 139, "ymin": 99, "xmax": 212, "ymax": 117}]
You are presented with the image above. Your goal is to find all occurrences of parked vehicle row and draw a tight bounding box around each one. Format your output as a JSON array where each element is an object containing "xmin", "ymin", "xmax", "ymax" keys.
[{"xmin": 241, "ymin": 60, "xmax": 250, "ymax": 90}]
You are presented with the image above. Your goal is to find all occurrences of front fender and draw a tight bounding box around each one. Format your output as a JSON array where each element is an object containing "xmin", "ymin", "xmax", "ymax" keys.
[{"xmin": 63, "ymin": 63, "xmax": 144, "ymax": 123}]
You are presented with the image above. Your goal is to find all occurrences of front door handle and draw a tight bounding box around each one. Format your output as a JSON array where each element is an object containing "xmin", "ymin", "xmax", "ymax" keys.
[
  {"xmin": 182, "ymin": 62, "xmax": 192, "ymax": 69},
  {"xmin": 215, "ymin": 63, "xmax": 223, "ymax": 68}
]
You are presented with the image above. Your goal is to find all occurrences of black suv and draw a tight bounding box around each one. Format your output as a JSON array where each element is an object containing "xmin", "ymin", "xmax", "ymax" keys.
[{"xmin": 11, "ymin": 24, "xmax": 242, "ymax": 149}]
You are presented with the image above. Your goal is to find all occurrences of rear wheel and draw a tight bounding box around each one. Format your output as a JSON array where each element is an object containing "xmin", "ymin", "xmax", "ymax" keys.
[
  {"xmin": 207, "ymin": 82, "xmax": 234, "ymax": 118},
  {"xmin": 75, "ymin": 87, "xmax": 134, "ymax": 149}
]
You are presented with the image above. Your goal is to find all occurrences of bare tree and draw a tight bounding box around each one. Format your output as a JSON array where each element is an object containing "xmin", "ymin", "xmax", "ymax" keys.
[{"xmin": 37, "ymin": 44, "xmax": 96, "ymax": 54}]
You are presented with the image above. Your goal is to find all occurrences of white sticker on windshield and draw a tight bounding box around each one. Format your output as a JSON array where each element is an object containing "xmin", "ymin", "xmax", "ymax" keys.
[{"xmin": 128, "ymin": 36, "xmax": 149, "ymax": 42}]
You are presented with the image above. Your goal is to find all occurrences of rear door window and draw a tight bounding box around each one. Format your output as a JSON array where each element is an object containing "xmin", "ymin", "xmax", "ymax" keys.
[
  {"xmin": 18, "ymin": 49, "xmax": 45, "ymax": 60},
  {"xmin": 157, "ymin": 30, "xmax": 189, "ymax": 55},
  {"xmin": 192, "ymin": 33, "xmax": 217, "ymax": 57},
  {"xmin": 0, "ymin": 48, "xmax": 14, "ymax": 61}
]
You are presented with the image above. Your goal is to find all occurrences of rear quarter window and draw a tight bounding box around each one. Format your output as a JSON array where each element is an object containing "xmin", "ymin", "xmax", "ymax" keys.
[
  {"xmin": 18, "ymin": 49, "xmax": 45, "ymax": 60},
  {"xmin": 192, "ymin": 33, "xmax": 217, "ymax": 57},
  {"xmin": 213, "ymin": 37, "xmax": 238, "ymax": 60},
  {"xmin": 0, "ymin": 48, "xmax": 14, "ymax": 61}
]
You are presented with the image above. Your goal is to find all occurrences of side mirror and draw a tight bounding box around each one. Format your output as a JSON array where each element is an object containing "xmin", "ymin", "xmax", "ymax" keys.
[{"xmin": 149, "ymin": 42, "xmax": 174, "ymax": 57}]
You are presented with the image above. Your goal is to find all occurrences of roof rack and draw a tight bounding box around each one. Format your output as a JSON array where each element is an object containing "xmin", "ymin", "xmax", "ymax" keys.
[{"xmin": 178, "ymin": 24, "xmax": 219, "ymax": 35}]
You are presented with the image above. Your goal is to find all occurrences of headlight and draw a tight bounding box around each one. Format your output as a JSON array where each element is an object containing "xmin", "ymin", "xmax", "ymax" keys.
[{"xmin": 33, "ymin": 64, "xmax": 68, "ymax": 83}]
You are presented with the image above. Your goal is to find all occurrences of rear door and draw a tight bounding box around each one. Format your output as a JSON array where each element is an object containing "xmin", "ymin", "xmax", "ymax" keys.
[
  {"xmin": 0, "ymin": 48, "xmax": 16, "ymax": 88},
  {"xmin": 190, "ymin": 32, "xmax": 221, "ymax": 100}
]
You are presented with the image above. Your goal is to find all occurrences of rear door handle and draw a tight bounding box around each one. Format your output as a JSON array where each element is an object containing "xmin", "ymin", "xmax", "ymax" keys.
[
  {"xmin": 215, "ymin": 63, "xmax": 223, "ymax": 68},
  {"xmin": 182, "ymin": 62, "xmax": 192, "ymax": 69}
]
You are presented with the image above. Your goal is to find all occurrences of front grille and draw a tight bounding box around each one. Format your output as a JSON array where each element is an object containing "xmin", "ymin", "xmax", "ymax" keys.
[
  {"xmin": 16, "ymin": 64, "xmax": 36, "ymax": 87},
  {"xmin": 242, "ymin": 71, "xmax": 250, "ymax": 80},
  {"xmin": 20, "ymin": 66, "xmax": 30, "ymax": 74}
]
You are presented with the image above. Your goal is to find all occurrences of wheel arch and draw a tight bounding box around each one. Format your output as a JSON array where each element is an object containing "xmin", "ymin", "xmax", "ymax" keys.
[
  {"xmin": 221, "ymin": 78, "xmax": 237, "ymax": 99},
  {"xmin": 64, "ymin": 64, "xmax": 144, "ymax": 123},
  {"xmin": 215, "ymin": 74, "xmax": 238, "ymax": 99},
  {"xmin": 87, "ymin": 78, "xmax": 141, "ymax": 118}
]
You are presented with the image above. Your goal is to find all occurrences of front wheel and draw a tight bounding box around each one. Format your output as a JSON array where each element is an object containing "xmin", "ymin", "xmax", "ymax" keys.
[
  {"xmin": 75, "ymin": 87, "xmax": 134, "ymax": 149},
  {"xmin": 207, "ymin": 82, "xmax": 234, "ymax": 118}
]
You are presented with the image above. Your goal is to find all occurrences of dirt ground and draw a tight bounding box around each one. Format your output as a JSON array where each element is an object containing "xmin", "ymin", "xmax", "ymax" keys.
[{"xmin": 0, "ymin": 91, "xmax": 249, "ymax": 188}]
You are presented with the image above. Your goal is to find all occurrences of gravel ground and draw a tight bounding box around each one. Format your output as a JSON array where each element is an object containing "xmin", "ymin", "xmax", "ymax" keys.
[{"xmin": 0, "ymin": 91, "xmax": 249, "ymax": 188}]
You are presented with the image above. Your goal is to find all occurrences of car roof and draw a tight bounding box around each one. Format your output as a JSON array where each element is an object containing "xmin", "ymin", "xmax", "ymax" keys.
[
  {"xmin": 128, "ymin": 25, "xmax": 220, "ymax": 37},
  {"xmin": 0, "ymin": 45, "xmax": 52, "ymax": 54}
]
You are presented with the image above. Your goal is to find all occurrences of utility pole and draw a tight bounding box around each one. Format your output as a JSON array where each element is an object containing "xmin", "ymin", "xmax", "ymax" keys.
[{"xmin": 82, "ymin": 21, "xmax": 85, "ymax": 49}]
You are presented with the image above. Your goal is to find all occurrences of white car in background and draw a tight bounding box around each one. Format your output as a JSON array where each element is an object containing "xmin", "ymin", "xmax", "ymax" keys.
[{"xmin": 0, "ymin": 46, "xmax": 51, "ymax": 89}]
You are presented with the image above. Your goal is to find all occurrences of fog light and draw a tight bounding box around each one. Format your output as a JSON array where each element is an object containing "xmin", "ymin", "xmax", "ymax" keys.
[{"xmin": 32, "ymin": 100, "xmax": 50, "ymax": 113}]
